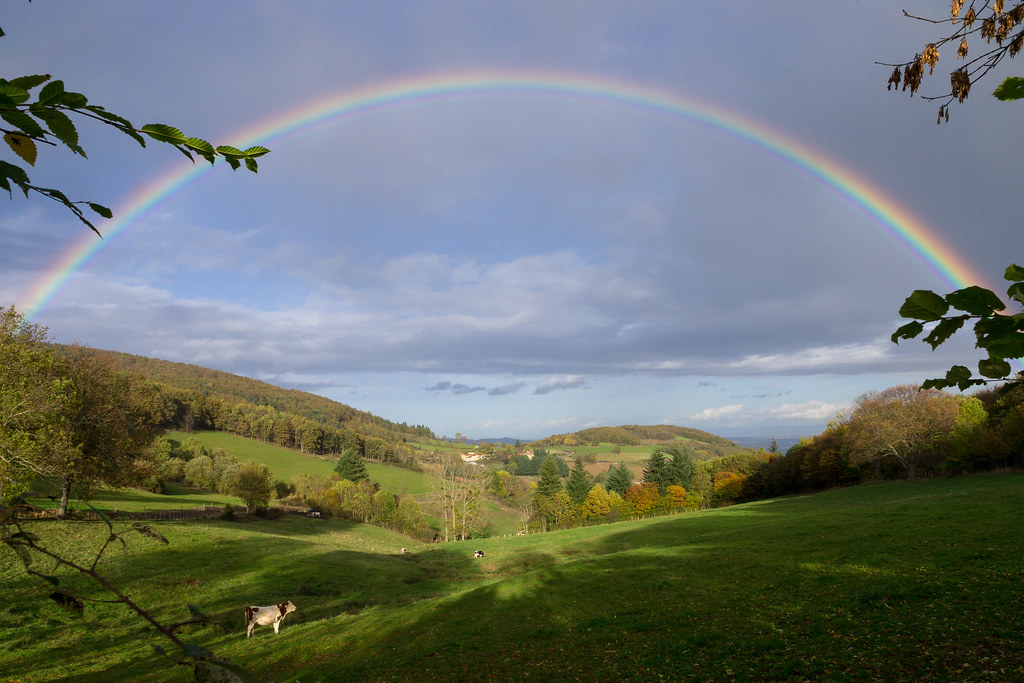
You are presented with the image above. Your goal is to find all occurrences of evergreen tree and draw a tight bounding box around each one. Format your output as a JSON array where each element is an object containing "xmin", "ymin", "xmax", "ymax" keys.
[
  {"xmin": 605, "ymin": 462, "xmax": 634, "ymax": 496},
  {"xmin": 666, "ymin": 447, "xmax": 697, "ymax": 490},
  {"xmin": 334, "ymin": 447, "xmax": 369, "ymax": 483},
  {"xmin": 535, "ymin": 455, "xmax": 564, "ymax": 496},
  {"xmin": 642, "ymin": 448, "xmax": 670, "ymax": 493},
  {"xmin": 566, "ymin": 455, "xmax": 593, "ymax": 505}
]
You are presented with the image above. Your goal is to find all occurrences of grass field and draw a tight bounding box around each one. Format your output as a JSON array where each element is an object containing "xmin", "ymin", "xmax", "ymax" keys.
[
  {"xmin": 3, "ymin": 471, "xmax": 1022, "ymax": 681},
  {"xmin": 167, "ymin": 430, "xmax": 434, "ymax": 495}
]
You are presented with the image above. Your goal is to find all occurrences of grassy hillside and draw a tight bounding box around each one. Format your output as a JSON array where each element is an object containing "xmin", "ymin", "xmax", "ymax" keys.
[
  {"xmin": 3, "ymin": 472, "xmax": 1022, "ymax": 681},
  {"xmin": 167, "ymin": 430, "xmax": 434, "ymax": 495}
]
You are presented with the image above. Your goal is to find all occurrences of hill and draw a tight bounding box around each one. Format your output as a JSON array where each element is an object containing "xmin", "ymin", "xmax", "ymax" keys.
[
  {"xmin": 83, "ymin": 347, "xmax": 434, "ymax": 443},
  {"xmin": 535, "ymin": 423, "xmax": 752, "ymax": 460},
  {"xmin": 4, "ymin": 471, "xmax": 1021, "ymax": 681}
]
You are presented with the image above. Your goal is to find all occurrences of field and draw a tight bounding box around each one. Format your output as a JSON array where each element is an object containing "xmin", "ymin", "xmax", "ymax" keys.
[
  {"xmin": 167, "ymin": 430, "xmax": 434, "ymax": 495},
  {"xmin": 3, "ymin": 472, "xmax": 1022, "ymax": 681}
]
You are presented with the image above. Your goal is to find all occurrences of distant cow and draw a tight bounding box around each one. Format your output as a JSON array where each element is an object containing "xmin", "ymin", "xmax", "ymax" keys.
[
  {"xmin": 245, "ymin": 600, "xmax": 297, "ymax": 638},
  {"xmin": 516, "ymin": 530, "xmax": 526, "ymax": 536},
  {"xmin": 473, "ymin": 550, "xmax": 485, "ymax": 558},
  {"xmin": 401, "ymin": 547, "xmax": 408, "ymax": 554}
]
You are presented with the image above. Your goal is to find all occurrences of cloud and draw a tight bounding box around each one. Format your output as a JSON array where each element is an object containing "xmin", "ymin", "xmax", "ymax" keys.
[
  {"xmin": 534, "ymin": 375, "xmax": 587, "ymax": 395},
  {"xmin": 688, "ymin": 404, "xmax": 743, "ymax": 421},
  {"xmin": 489, "ymin": 382, "xmax": 526, "ymax": 396},
  {"xmin": 426, "ymin": 381, "xmax": 485, "ymax": 395}
]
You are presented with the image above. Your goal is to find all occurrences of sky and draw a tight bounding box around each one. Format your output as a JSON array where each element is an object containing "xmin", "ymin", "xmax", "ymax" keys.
[{"xmin": 2, "ymin": 2, "xmax": 1022, "ymax": 442}]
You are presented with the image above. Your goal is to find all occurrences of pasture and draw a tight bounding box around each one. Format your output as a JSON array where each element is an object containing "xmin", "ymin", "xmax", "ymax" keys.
[
  {"xmin": 167, "ymin": 430, "xmax": 434, "ymax": 495},
  {"xmin": 3, "ymin": 471, "xmax": 1022, "ymax": 681}
]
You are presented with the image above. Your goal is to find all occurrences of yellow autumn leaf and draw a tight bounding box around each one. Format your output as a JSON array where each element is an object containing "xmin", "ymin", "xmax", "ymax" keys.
[{"xmin": 4, "ymin": 132, "xmax": 37, "ymax": 166}]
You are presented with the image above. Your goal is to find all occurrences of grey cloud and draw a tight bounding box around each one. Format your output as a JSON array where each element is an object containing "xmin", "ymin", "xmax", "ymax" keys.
[
  {"xmin": 534, "ymin": 375, "xmax": 587, "ymax": 395},
  {"xmin": 489, "ymin": 382, "xmax": 526, "ymax": 396}
]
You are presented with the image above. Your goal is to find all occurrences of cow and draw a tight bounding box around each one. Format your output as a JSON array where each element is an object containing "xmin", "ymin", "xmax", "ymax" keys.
[
  {"xmin": 473, "ymin": 550, "xmax": 485, "ymax": 558},
  {"xmin": 245, "ymin": 600, "xmax": 297, "ymax": 638},
  {"xmin": 400, "ymin": 547, "xmax": 408, "ymax": 554}
]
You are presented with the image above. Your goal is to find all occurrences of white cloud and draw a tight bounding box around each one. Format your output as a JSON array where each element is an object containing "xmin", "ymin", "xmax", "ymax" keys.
[{"xmin": 689, "ymin": 404, "xmax": 743, "ymax": 421}]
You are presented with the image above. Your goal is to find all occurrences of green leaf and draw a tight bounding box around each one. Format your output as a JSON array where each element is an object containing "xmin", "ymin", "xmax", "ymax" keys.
[
  {"xmin": 5, "ymin": 133, "xmax": 37, "ymax": 166},
  {"xmin": 993, "ymin": 76, "xmax": 1024, "ymax": 101},
  {"xmin": 34, "ymin": 108, "xmax": 79, "ymax": 146},
  {"xmin": 945, "ymin": 365, "xmax": 974, "ymax": 384},
  {"xmin": 898, "ymin": 289, "xmax": 949, "ymax": 321},
  {"xmin": 922, "ymin": 316, "xmax": 968, "ymax": 349},
  {"xmin": 35, "ymin": 80, "xmax": 66, "ymax": 106},
  {"xmin": 979, "ymin": 356, "xmax": 1012, "ymax": 379},
  {"xmin": 981, "ymin": 333, "xmax": 1024, "ymax": 360},
  {"xmin": 1007, "ymin": 282, "xmax": 1024, "ymax": 307},
  {"xmin": 5, "ymin": 539, "xmax": 33, "ymax": 567},
  {"xmin": 241, "ymin": 145, "xmax": 270, "ymax": 158},
  {"xmin": 0, "ymin": 159, "xmax": 31, "ymax": 188},
  {"xmin": 0, "ymin": 81, "xmax": 30, "ymax": 104},
  {"xmin": 891, "ymin": 320, "xmax": 924, "ymax": 344},
  {"xmin": 53, "ymin": 91, "xmax": 87, "ymax": 108},
  {"xmin": 244, "ymin": 157, "xmax": 258, "ymax": 173},
  {"xmin": 223, "ymin": 157, "xmax": 241, "ymax": 170},
  {"xmin": 945, "ymin": 286, "xmax": 1005, "ymax": 315},
  {"xmin": 1004, "ymin": 263, "xmax": 1024, "ymax": 282},
  {"xmin": 215, "ymin": 145, "xmax": 245, "ymax": 158},
  {"xmin": 1, "ymin": 108, "xmax": 47, "ymax": 137},
  {"xmin": 9, "ymin": 74, "xmax": 51, "ymax": 90},
  {"xmin": 140, "ymin": 123, "xmax": 187, "ymax": 144},
  {"xmin": 88, "ymin": 203, "xmax": 113, "ymax": 219},
  {"xmin": 183, "ymin": 137, "xmax": 215, "ymax": 154}
]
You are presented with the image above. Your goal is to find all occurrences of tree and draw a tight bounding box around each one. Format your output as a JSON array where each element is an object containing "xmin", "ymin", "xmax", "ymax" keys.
[
  {"xmin": 641, "ymin": 448, "xmax": 670, "ymax": 493},
  {"xmin": 623, "ymin": 482, "xmax": 660, "ymax": 515},
  {"xmin": 0, "ymin": 307, "xmax": 67, "ymax": 501},
  {"xmin": 1, "ymin": 34, "xmax": 268, "ymax": 235},
  {"xmin": 582, "ymin": 484, "xmax": 612, "ymax": 519},
  {"xmin": 712, "ymin": 471, "xmax": 747, "ymax": 504},
  {"xmin": 665, "ymin": 446, "xmax": 698, "ymax": 490},
  {"xmin": 334, "ymin": 448, "xmax": 369, "ymax": 483},
  {"xmin": 847, "ymin": 384, "xmax": 961, "ymax": 480},
  {"xmin": 565, "ymin": 455, "xmax": 593, "ymax": 505},
  {"xmin": 534, "ymin": 455, "xmax": 564, "ymax": 497},
  {"xmin": 25, "ymin": 344, "xmax": 160, "ymax": 517},
  {"xmin": 893, "ymin": 264, "xmax": 1024, "ymax": 389},
  {"xmin": 231, "ymin": 461, "xmax": 276, "ymax": 510},
  {"xmin": 605, "ymin": 462, "xmax": 634, "ymax": 497},
  {"xmin": 432, "ymin": 454, "xmax": 483, "ymax": 541},
  {"xmin": 881, "ymin": 2, "xmax": 1024, "ymax": 122}
]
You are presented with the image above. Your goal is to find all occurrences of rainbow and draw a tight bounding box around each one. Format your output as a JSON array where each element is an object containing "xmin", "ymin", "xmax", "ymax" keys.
[{"xmin": 18, "ymin": 70, "xmax": 991, "ymax": 321}]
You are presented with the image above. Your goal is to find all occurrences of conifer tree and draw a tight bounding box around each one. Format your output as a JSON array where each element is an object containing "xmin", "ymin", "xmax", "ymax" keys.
[
  {"xmin": 334, "ymin": 447, "xmax": 369, "ymax": 483},
  {"xmin": 534, "ymin": 455, "xmax": 564, "ymax": 496},
  {"xmin": 642, "ymin": 448, "xmax": 670, "ymax": 493},
  {"xmin": 605, "ymin": 462, "xmax": 634, "ymax": 496},
  {"xmin": 566, "ymin": 455, "xmax": 592, "ymax": 505}
]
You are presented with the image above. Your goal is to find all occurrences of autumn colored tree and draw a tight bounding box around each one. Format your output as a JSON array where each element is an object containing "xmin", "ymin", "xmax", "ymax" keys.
[
  {"xmin": 882, "ymin": 2, "xmax": 1024, "ymax": 122},
  {"xmin": 664, "ymin": 484, "xmax": 689, "ymax": 511},
  {"xmin": 712, "ymin": 471, "xmax": 747, "ymax": 504},
  {"xmin": 624, "ymin": 482, "xmax": 660, "ymax": 515},
  {"xmin": 846, "ymin": 384, "xmax": 961, "ymax": 480},
  {"xmin": 230, "ymin": 461, "xmax": 276, "ymax": 510},
  {"xmin": 583, "ymin": 484, "xmax": 612, "ymax": 519}
]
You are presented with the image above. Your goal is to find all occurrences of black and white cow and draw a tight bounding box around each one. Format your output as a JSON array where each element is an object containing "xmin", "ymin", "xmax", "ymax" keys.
[
  {"xmin": 473, "ymin": 550, "xmax": 485, "ymax": 558},
  {"xmin": 245, "ymin": 600, "xmax": 297, "ymax": 638}
]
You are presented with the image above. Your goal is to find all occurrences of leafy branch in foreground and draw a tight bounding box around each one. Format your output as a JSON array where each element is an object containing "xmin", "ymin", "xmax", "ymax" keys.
[
  {"xmin": 0, "ymin": 72, "xmax": 269, "ymax": 236},
  {"xmin": 1, "ymin": 493, "xmax": 259, "ymax": 683},
  {"xmin": 880, "ymin": 1, "xmax": 1024, "ymax": 122},
  {"xmin": 892, "ymin": 263, "xmax": 1024, "ymax": 390}
]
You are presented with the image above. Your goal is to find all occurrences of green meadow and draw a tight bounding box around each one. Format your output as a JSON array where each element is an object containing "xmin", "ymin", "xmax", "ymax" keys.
[
  {"xmin": 3, "ymin": 472, "xmax": 1022, "ymax": 681},
  {"xmin": 167, "ymin": 430, "xmax": 434, "ymax": 495}
]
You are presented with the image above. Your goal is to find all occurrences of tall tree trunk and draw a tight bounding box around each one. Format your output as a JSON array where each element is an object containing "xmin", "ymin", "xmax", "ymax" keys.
[{"xmin": 58, "ymin": 475, "xmax": 73, "ymax": 518}]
